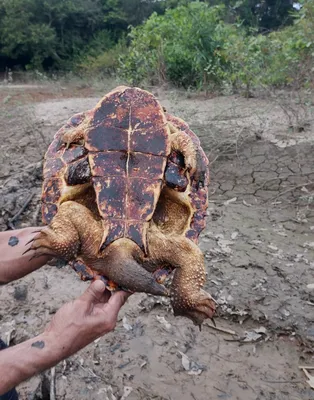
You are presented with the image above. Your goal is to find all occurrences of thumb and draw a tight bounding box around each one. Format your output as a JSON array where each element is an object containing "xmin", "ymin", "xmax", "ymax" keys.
[{"xmin": 80, "ymin": 280, "xmax": 106, "ymax": 305}]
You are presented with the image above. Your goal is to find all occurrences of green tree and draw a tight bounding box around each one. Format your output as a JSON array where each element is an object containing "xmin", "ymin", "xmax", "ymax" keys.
[
  {"xmin": 205, "ymin": 0, "xmax": 295, "ymax": 31},
  {"xmin": 0, "ymin": 0, "xmax": 57, "ymax": 67},
  {"xmin": 119, "ymin": 2, "xmax": 237, "ymax": 88},
  {"xmin": 121, "ymin": 0, "xmax": 166, "ymax": 26},
  {"xmin": 0, "ymin": 0, "xmax": 127, "ymax": 70}
]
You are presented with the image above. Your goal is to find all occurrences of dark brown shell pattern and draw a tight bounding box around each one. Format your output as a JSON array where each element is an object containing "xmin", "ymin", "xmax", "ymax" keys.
[
  {"xmin": 42, "ymin": 111, "xmax": 89, "ymax": 223},
  {"xmin": 41, "ymin": 93, "xmax": 209, "ymax": 252}
]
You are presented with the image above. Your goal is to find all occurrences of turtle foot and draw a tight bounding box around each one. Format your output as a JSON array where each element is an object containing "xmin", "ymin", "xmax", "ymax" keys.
[
  {"xmin": 172, "ymin": 289, "xmax": 217, "ymax": 328},
  {"xmin": 24, "ymin": 226, "xmax": 79, "ymax": 261},
  {"xmin": 24, "ymin": 201, "xmax": 102, "ymax": 262}
]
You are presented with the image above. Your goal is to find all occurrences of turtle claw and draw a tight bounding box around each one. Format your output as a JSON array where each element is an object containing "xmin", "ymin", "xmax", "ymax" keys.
[
  {"xmin": 197, "ymin": 319, "xmax": 216, "ymax": 331},
  {"xmin": 23, "ymin": 229, "xmax": 60, "ymax": 261},
  {"xmin": 22, "ymin": 246, "xmax": 32, "ymax": 255},
  {"xmin": 25, "ymin": 237, "xmax": 36, "ymax": 246},
  {"xmin": 23, "ymin": 236, "xmax": 58, "ymax": 260}
]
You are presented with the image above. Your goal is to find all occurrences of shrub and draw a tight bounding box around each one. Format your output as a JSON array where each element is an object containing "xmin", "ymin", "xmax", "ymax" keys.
[
  {"xmin": 75, "ymin": 33, "xmax": 126, "ymax": 76},
  {"xmin": 119, "ymin": 3, "xmax": 238, "ymax": 89},
  {"xmin": 118, "ymin": 0, "xmax": 314, "ymax": 92}
]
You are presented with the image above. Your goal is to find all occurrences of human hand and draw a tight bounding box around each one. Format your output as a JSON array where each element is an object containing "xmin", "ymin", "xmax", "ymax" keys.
[
  {"xmin": 0, "ymin": 280, "xmax": 130, "ymax": 394},
  {"xmin": 44, "ymin": 280, "xmax": 130, "ymax": 358}
]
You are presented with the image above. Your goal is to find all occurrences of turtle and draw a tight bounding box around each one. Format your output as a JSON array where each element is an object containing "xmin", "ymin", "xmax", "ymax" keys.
[{"xmin": 26, "ymin": 86, "xmax": 216, "ymax": 327}]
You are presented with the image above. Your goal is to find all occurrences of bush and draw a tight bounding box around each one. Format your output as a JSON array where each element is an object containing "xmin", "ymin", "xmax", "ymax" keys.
[
  {"xmin": 74, "ymin": 32, "xmax": 127, "ymax": 76},
  {"xmin": 119, "ymin": 3, "xmax": 238, "ymax": 89},
  {"xmin": 221, "ymin": 0, "xmax": 314, "ymax": 91},
  {"xmin": 77, "ymin": 43, "xmax": 127, "ymax": 76},
  {"xmin": 118, "ymin": 0, "xmax": 314, "ymax": 92}
]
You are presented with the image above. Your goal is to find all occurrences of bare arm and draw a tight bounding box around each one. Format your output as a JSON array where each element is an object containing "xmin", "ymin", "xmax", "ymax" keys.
[
  {"xmin": 0, "ymin": 227, "xmax": 52, "ymax": 284},
  {"xmin": 0, "ymin": 280, "xmax": 129, "ymax": 395}
]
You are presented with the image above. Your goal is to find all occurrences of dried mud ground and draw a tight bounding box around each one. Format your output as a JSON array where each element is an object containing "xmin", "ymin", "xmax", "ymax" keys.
[{"xmin": 0, "ymin": 83, "xmax": 314, "ymax": 400}]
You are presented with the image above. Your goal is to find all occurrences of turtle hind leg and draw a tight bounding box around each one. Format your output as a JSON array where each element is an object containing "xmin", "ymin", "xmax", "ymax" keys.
[
  {"xmin": 147, "ymin": 226, "xmax": 216, "ymax": 327},
  {"xmin": 25, "ymin": 201, "xmax": 103, "ymax": 261},
  {"xmin": 169, "ymin": 125, "xmax": 207, "ymax": 189}
]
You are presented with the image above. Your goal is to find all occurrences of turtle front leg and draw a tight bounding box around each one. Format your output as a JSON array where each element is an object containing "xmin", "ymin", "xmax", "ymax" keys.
[
  {"xmin": 147, "ymin": 226, "xmax": 216, "ymax": 327},
  {"xmin": 25, "ymin": 201, "xmax": 103, "ymax": 261},
  {"xmin": 169, "ymin": 124, "xmax": 207, "ymax": 189}
]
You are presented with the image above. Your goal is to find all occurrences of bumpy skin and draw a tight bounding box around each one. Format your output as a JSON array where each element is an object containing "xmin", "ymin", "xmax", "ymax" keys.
[{"xmin": 27, "ymin": 86, "xmax": 216, "ymax": 327}]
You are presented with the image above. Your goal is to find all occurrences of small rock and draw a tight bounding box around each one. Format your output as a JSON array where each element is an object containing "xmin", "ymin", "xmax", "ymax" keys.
[
  {"xmin": 224, "ymin": 197, "xmax": 237, "ymax": 206},
  {"xmin": 254, "ymin": 326, "xmax": 267, "ymax": 334},
  {"xmin": 123, "ymin": 316, "xmax": 133, "ymax": 331},
  {"xmin": 243, "ymin": 331, "xmax": 262, "ymax": 342},
  {"xmin": 231, "ymin": 231, "xmax": 239, "ymax": 240},
  {"xmin": 307, "ymin": 284, "xmax": 314, "ymax": 290},
  {"xmin": 121, "ymin": 386, "xmax": 133, "ymax": 400},
  {"xmin": 217, "ymin": 239, "xmax": 234, "ymax": 254},
  {"xmin": 268, "ymin": 244, "xmax": 278, "ymax": 251},
  {"xmin": 243, "ymin": 199, "xmax": 252, "ymax": 207},
  {"xmin": 281, "ymin": 309, "xmax": 290, "ymax": 317},
  {"xmin": 179, "ymin": 352, "xmax": 205, "ymax": 375},
  {"xmin": 251, "ymin": 240, "xmax": 263, "ymax": 245},
  {"xmin": 156, "ymin": 315, "xmax": 172, "ymax": 331}
]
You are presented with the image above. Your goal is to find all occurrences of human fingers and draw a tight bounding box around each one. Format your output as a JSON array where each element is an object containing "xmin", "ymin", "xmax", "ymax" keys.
[
  {"xmin": 79, "ymin": 280, "xmax": 106, "ymax": 306},
  {"xmin": 104, "ymin": 290, "xmax": 131, "ymax": 317}
]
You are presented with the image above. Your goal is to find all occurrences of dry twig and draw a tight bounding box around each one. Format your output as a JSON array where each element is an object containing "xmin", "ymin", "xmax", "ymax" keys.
[
  {"xmin": 50, "ymin": 367, "xmax": 56, "ymax": 400},
  {"xmin": 205, "ymin": 323, "xmax": 237, "ymax": 336},
  {"xmin": 7, "ymin": 192, "xmax": 34, "ymax": 229}
]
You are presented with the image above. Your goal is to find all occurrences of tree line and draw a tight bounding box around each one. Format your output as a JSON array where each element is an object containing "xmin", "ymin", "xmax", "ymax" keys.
[{"xmin": 0, "ymin": 0, "xmax": 296, "ymax": 72}]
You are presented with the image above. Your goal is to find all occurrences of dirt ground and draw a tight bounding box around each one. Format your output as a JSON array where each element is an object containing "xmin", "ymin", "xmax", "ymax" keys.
[{"xmin": 0, "ymin": 82, "xmax": 314, "ymax": 400}]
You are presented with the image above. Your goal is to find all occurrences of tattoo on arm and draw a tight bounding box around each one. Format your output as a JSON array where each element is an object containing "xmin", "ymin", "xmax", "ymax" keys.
[
  {"xmin": 8, "ymin": 236, "xmax": 19, "ymax": 247},
  {"xmin": 31, "ymin": 341, "xmax": 45, "ymax": 349}
]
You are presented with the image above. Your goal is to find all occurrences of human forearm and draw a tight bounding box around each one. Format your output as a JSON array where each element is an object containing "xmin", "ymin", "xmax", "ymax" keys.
[
  {"xmin": 0, "ymin": 227, "xmax": 52, "ymax": 283},
  {"xmin": 0, "ymin": 330, "xmax": 65, "ymax": 395},
  {"xmin": 0, "ymin": 281, "xmax": 129, "ymax": 395}
]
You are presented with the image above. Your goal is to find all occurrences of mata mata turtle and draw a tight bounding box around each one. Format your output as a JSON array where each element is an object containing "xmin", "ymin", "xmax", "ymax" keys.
[{"xmin": 26, "ymin": 86, "xmax": 216, "ymax": 327}]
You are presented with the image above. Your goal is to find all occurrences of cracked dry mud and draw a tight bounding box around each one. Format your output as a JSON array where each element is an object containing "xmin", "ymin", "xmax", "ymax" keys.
[{"xmin": 0, "ymin": 84, "xmax": 313, "ymax": 400}]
